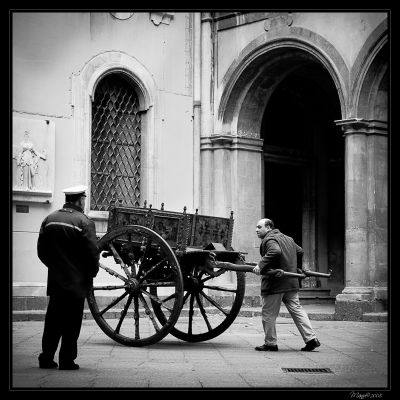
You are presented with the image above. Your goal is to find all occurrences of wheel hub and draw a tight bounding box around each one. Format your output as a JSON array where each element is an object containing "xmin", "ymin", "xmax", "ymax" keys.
[
  {"xmin": 186, "ymin": 276, "xmax": 203, "ymax": 293},
  {"xmin": 127, "ymin": 278, "xmax": 140, "ymax": 294}
]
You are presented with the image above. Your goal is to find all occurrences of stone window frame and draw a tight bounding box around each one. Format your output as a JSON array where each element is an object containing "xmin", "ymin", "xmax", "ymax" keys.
[{"xmin": 71, "ymin": 51, "xmax": 157, "ymax": 231}]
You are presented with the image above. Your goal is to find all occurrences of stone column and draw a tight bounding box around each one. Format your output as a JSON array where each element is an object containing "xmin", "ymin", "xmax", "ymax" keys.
[
  {"xmin": 334, "ymin": 118, "xmax": 388, "ymax": 320},
  {"xmin": 199, "ymin": 12, "xmax": 214, "ymax": 216},
  {"xmin": 200, "ymin": 12, "xmax": 213, "ymax": 138},
  {"xmin": 193, "ymin": 13, "xmax": 201, "ymax": 212}
]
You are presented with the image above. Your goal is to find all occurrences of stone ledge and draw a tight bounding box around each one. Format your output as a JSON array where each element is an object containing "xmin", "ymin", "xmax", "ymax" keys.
[
  {"xmin": 13, "ymin": 294, "xmax": 335, "ymax": 311},
  {"xmin": 12, "ymin": 305, "xmax": 337, "ymax": 322},
  {"xmin": 362, "ymin": 312, "xmax": 388, "ymax": 322}
]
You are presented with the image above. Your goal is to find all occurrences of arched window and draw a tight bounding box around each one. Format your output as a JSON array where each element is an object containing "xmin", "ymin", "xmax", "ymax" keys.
[{"xmin": 91, "ymin": 73, "xmax": 141, "ymax": 211}]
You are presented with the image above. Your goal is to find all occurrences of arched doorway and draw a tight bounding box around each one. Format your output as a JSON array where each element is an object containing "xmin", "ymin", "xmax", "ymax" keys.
[
  {"xmin": 260, "ymin": 62, "xmax": 344, "ymax": 295},
  {"xmin": 215, "ymin": 41, "xmax": 347, "ymax": 297}
]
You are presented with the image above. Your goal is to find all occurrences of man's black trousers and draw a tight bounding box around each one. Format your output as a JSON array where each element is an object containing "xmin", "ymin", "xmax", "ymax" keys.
[{"xmin": 40, "ymin": 295, "xmax": 85, "ymax": 363}]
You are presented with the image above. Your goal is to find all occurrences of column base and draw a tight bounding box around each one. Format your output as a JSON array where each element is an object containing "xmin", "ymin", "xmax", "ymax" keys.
[{"xmin": 334, "ymin": 287, "xmax": 387, "ymax": 320}]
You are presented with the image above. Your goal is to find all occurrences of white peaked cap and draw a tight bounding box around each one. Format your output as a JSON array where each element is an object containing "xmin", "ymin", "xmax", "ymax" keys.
[{"xmin": 62, "ymin": 185, "xmax": 88, "ymax": 195}]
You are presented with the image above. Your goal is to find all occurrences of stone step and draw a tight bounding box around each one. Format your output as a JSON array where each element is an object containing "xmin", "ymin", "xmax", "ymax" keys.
[
  {"xmin": 12, "ymin": 304, "xmax": 337, "ymax": 322},
  {"xmin": 298, "ymin": 288, "xmax": 331, "ymax": 296},
  {"xmin": 13, "ymin": 293, "xmax": 335, "ymax": 312},
  {"xmin": 12, "ymin": 303, "xmax": 387, "ymax": 323},
  {"xmin": 362, "ymin": 312, "xmax": 388, "ymax": 322}
]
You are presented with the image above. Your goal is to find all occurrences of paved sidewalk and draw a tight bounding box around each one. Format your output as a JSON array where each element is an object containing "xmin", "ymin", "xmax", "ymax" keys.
[{"xmin": 11, "ymin": 316, "xmax": 389, "ymax": 390}]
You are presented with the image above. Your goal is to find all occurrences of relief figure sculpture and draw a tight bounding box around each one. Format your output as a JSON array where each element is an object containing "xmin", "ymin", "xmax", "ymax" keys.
[{"xmin": 15, "ymin": 131, "xmax": 47, "ymax": 190}]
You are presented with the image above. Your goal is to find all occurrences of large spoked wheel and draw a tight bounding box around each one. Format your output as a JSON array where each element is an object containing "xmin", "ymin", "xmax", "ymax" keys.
[
  {"xmin": 87, "ymin": 225, "xmax": 184, "ymax": 346},
  {"xmin": 151, "ymin": 256, "xmax": 245, "ymax": 343}
]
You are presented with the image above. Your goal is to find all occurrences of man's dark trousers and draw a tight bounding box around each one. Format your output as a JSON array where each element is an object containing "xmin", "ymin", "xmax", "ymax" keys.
[{"xmin": 40, "ymin": 295, "xmax": 85, "ymax": 363}]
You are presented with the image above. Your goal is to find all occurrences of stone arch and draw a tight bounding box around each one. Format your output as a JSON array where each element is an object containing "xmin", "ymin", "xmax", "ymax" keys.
[
  {"xmin": 217, "ymin": 28, "xmax": 349, "ymax": 137},
  {"xmin": 71, "ymin": 51, "xmax": 157, "ymax": 224},
  {"xmin": 349, "ymin": 19, "xmax": 388, "ymax": 120},
  {"xmin": 82, "ymin": 51, "xmax": 156, "ymax": 111}
]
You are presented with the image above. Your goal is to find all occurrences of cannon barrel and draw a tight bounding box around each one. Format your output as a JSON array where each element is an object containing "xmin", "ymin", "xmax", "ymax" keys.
[{"xmin": 214, "ymin": 261, "xmax": 332, "ymax": 279}]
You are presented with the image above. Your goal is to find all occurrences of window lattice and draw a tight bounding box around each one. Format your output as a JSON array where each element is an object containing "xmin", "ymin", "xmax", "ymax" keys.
[{"xmin": 91, "ymin": 74, "xmax": 141, "ymax": 211}]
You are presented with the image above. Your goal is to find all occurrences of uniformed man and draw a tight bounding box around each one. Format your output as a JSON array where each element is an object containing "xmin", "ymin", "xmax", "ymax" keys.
[{"xmin": 37, "ymin": 185, "xmax": 100, "ymax": 370}]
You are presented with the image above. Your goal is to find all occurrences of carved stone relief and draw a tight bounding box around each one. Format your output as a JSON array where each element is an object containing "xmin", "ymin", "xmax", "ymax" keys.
[
  {"xmin": 264, "ymin": 12, "xmax": 293, "ymax": 31},
  {"xmin": 110, "ymin": 13, "xmax": 134, "ymax": 20},
  {"xmin": 12, "ymin": 116, "xmax": 55, "ymax": 203},
  {"xmin": 150, "ymin": 12, "xmax": 175, "ymax": 26}
]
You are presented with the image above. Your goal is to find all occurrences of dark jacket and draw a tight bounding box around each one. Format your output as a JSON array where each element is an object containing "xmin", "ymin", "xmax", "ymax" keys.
[
  {"xmin": 37, "ymin": 203, "xmax": 100, "ymax": 298},
  {"xmin": 258, "ymin": 229, "xmax": 303, "ymax": 295}
]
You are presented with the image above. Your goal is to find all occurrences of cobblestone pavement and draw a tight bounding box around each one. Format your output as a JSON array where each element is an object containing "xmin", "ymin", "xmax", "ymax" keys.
[{"xmin": 11, "ymin": 316, "xmax": 389, "ymax": 391}]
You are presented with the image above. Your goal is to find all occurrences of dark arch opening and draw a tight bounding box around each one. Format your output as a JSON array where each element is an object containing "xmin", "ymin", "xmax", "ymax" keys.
[{"xmin": 260, "ymin": 62, "xmax": 344, "ymax": 293}]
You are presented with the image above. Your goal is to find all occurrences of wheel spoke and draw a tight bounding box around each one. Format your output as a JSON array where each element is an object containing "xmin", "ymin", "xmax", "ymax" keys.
[
  {"xmin": 144, "ymin": 281, "xmax": 177, "ymax": 287},
  {"xmin": 138, "ymin": 293, "xmax": 160, "ymax": 332},
  {"xmin": 109, "ymin": 242, "xmax": 132, "ymax": 278},
  {"xmin": 137, "ymin": 238, "xmax": 153, "ymax": 277},
  {"xmin": 133, "ymin": 295, "xmax": 140, "ymax": 340},
  {"xmin": 188, "ymin": 293, "xmax": 195, "ymax": 335},
  {"xmin": 201, "ymin": 268, "xmax": 226, "ymax": 283},
  {"xmin": 115, "ymin": 294, "xmax": 133, "ymax": 334},
  {"xmin": 182, "ymin": 291, "xmax": 191, "ymax": 306},
  {"xmin": 93, "ymin": 284, "xmax": 127, "ymax": 291},
  {"xmin": 141, "ymin": 289, "xmax": 175, "ymax": 313},
  {"xmin": 200, "ymin": 290, "xmax": 229, "ymax": 316},
  {"xmin": 202, "ymin": 284, "xmax": 237, "ymax": 293},
  {"xmin": 195, "ymin": 293, "xmax": 212, "ymax": 331},
  {"xmin": 161, "ymin": 292, "xmax": 178, "ymax": 303},
  {"xmin": 98, "ymin": 291, "xmax": 129, "ymax": 316},
  {"xmin": 99, "ymin": 262, "xmax": 129, "ymax": 283},
  {"xmin": 138, "ymin": 257, "xmax": 168, "ymax": 282},
  {"xmin": 140, "ymin": 289, "xmax": 162, "ymax": 305}
]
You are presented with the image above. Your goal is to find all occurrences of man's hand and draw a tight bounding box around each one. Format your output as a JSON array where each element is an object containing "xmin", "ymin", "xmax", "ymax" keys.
[
  {"xmin": 274, "ymin": 269, "xmax": 284, "ymax": 277},
  {"xmin": 208, "ymin": 252, "xmax": 216, "ymax": 262},
  {"xmin": 253, "ymin": 265, "xmax": 261, "ymax": 275}
]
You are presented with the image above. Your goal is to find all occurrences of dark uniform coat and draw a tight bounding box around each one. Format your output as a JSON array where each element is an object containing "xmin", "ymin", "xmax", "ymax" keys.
[
  {"xmin": 37, "ymin": 203, "xmax": 100, "ymax": 298},
  {"xmin": 258, "ymin": 229, "xmax": 303, "ymax": 296}
]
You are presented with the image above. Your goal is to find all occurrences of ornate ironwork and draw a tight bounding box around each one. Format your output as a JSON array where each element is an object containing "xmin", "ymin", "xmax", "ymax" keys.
[{"xmin": 91, "ymin": 74, "xmax": 141, "ymax": 211}]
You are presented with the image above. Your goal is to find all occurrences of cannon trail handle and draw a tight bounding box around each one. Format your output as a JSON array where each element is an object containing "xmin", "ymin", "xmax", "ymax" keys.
[
  {"xmin": 213, "ymin": 261, "xmax": 306, "ymax": 278},
  {"xmin": 213, "ymin": 261, "xmax": 332, "ymax": 279},
  {"xmin": 213, "ymin": 261, "xmax": 255, "ymax": 273},
  {"xmin": 303, "ymin": 270, "xmax": 332, "ymax": 278}
]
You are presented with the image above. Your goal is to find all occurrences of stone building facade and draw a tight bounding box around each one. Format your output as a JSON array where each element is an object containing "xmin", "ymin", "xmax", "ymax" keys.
[{"xmin": 12, "ymin": 11, "xmax": 389, "ymax": 320}]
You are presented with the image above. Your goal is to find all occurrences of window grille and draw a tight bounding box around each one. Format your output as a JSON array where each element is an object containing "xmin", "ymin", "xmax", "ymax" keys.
[{"xmin": 91, "ymin": 74, "xmax": 141, "ymax": 211}]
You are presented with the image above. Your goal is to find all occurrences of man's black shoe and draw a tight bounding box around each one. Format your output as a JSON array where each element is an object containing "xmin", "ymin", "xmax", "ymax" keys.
[
  {"xmin": 39, "ymin": 359, "xmax": 58, "ymax": 369},
  {"xmin": 254, "ymin": 344, "xmax": 278, "ymax": 351},
  {"xmin": 38, "ymin": 354, "xmax": 58, "ymax": 369},
  {"xmin": 59, "ymin": 361, "xmax": 80, "ymax": 370},
  {"xmin": 301, "ymin": 338, "xmax": 321, "ymax": 351}
]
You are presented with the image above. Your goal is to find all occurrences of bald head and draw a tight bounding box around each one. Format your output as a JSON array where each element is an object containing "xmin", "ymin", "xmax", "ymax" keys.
[
  {"xmin": 259, "ymin": 218, "xmax": 274, "ymax": 229},
  {"xmin": 256, "ymin": 218, "xmax": 274, "ymax": 239}
]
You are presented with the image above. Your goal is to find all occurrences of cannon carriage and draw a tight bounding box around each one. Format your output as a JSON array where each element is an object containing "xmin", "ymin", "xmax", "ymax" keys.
[
  {"xmin": 87, "ymin": 201, "xmax": 247, "ymax": 346},
  {"xmin": 87, "ymin": 201, "xmax": 331, "ymax": 347}
]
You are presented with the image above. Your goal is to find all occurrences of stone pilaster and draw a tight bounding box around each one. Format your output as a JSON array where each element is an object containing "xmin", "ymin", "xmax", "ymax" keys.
[
  {"xmin": 200, "ymin": 134, "xmax": 264, "ymax": 294},
  {"xmin": 334, "ymin": 118, "xmax": 388, "ymax": 320}
]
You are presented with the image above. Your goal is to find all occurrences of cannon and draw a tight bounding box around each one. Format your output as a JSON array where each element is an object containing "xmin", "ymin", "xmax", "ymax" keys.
[{"xmin": 87, "ymin": 201, "xmax": 331, "ymax": 346}]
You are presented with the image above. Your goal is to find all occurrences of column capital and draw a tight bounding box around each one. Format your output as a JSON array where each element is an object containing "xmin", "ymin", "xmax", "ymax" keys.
[{"xmin": 334, "ymin": 118, "xmax": 388, "ymax": 136}]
